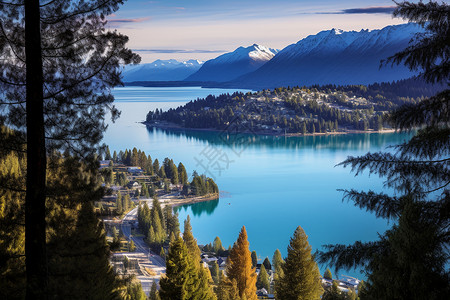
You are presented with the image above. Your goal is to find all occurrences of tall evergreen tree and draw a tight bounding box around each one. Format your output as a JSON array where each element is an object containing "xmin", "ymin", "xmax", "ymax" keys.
[
  {"xmin": 216, "ymin": 276, "xmax": 241, "ymax": 300},
  {"xmin": 178, "ymin": 162, "xmax": 189, "ymax": 185},
  {"xmin": 318, "ymin": 2, "xmax": 450, "ymax": 299},
  {"xmin": 226, "ymin": 226, "xmax": 257, "ymax": 300},
  {"xmin": 211, "ymin": 261, "xmax": 220, "ymax": 285},
  {"xmin": 251, "ymin": 251, "xmax": 258, "ymax": 268},
  {"xmin": 213, "ymin": 236, "xmax": 224, "ymax": 255},
  {"xmin": 183, "ymin": 215, "xmax": 217, "ymax": 299},
  {"xmin": 183, "ymin": 215, "xmax": 201, "ymax": 266},
  {"xmin": 256, "ymin": 265, "xmax": 270, "ymax": 291},
  {"xmin": 0, "ymin": 2, "xmax": 138, "ymax": 297},
  {"xmin": 324, "ymin": 268, "xmax": 333, "ymax": 280},
  {"xmin": 149, "ymin": 281, "xmax": 161, "ymax": 300},
  {"xmin": 275, "ymin": 226, "xmax": 323, "ymax": 300},
  {"xmin": 159, "ymin": 237, "xmax": 198, "ymax": 300},
  {"xmin": 272, "ymin": 249, "xmax": 285, "ymax": 280},
  {"xmin": 262, "ymin": 257, "xmax": 271, "ymax": 271},
  {"xmin": 126, "ymin": 279, "xmax": 147, "ymax": 300},
  {"xmin": 47, "ymin": 202, "xmax": 122, "ymax": 299}
]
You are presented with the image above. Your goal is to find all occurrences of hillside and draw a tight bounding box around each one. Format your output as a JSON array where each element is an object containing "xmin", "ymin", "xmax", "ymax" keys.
[{"xmin": 144, "ymin": 78, "xmax": 444, "ymax": 135}]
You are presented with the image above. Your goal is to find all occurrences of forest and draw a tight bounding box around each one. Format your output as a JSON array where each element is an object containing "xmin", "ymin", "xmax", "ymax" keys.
[{"xmin": 146, "ymin": 77, "xmax": 445, "ymax": 135}]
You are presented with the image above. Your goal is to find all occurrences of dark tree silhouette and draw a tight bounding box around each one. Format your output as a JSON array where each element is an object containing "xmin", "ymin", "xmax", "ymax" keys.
[
  {"xmin": 0, "ymin": 1, "xmax": 139, "ymax": 298},
  {"xmin": 318, "ymin": 2, "xmax": 449, "ymax": 299}
]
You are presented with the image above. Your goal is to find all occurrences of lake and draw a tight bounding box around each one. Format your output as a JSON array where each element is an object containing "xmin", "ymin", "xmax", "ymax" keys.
[{"xmin": 104, "ymin": 86, "xmax": 412, "ymax": 279}]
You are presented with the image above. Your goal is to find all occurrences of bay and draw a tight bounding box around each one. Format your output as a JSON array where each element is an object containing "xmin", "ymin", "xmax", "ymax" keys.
[{"xmin": 104, "ymin": 86, "xmax": 412, "ymax": 279}]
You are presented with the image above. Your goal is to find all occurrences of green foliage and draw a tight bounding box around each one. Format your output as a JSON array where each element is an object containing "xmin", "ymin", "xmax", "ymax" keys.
[
  {"xmin": 149, "ymin": 281, "xmax": 161, "ymax": 300},
  {"xmin": 275, "ymin": 226, "xmax": 323, "ymax": 300},
  {"xmin": 183, "ymin": 174, "xmax": 219, "ymax": 196},
  {"xmin": 318, "ymin": 2, "xmax": 450, "ymax": 299},
  {"xmin": 147, "ymin": 78, "xmax": 445, "ymax": 134},
  {"xmin": 183, "ymin": 215, "xmax": 201, "ymax": 267},
  {"xmin": 213, "ymin": 236, "xmax": 224, "ymax": 255},
  {"xmin": 160, "ymin": 236, "xmax": 215, "ymax": 300},
  {"xmin": 178, "ymin": 162, "xmax": 189, "ymax": 185},
  {"xmin": 324, "ymin": 268, "xmax": 333, "ymax": 280},
  {"xmin": 272, "ymin": 249, "xmax": 285, "ymax": 281},
  {"xmin": 210, "ymin": 261, "xmax": 220, "ymax": 285},
  {"xmin": 160, "ymin": 237, "xmax": 197, "ymax": 300},
  {"xmin": 251, "ymin": 251, "xmax": 258, "ymax": 268},
  {"xmin": 256, "ymin": 265, "xmax": 270, "ymax": 291},
  {"xmin": 262, "ymin": 257, "xmax": 271, "ymax": 271},
  {"xmin": 126, "ymin": 279, "xmax": 147, "ymax": 300},
  {"xmin": 215, "ymin": 277, "xmax": 241, "ymax": 300}
]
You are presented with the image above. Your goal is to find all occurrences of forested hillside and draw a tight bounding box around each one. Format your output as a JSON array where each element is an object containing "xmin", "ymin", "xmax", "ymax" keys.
[{"xmin": 146, "ymin": 77, "xmax": 445, "ymax": 135}]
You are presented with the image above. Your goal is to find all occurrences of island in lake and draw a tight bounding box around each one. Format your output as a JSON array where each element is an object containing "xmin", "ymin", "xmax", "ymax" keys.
[{"xmin": 143, "ymin": 77, "xmax": 443, "ymax": 136}]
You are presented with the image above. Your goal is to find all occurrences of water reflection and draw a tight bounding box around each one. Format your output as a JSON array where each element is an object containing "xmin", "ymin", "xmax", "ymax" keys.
[
  {"xmin": 146, "ymin": 126, "xmax": 413, "ymax": 152},
  {"xmin": 174, "ymin": 199, "xmax": 219, "ymax": 217}
]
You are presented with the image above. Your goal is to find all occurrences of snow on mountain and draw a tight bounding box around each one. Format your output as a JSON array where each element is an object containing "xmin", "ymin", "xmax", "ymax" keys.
[
  {"xmin": 185, "ymin": 44, "xmax": 278, "ymax": 82},
  {"xmin": 231, "ymin": 23, "xmax": 424, "ymax": 89},
  {"xmin": 122, "ymin": 59, "xmax": 203, "ymax": 82}
]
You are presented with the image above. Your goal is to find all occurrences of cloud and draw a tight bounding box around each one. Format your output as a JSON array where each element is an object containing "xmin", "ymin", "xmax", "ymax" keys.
[
  {"xmin": 342, "ymin": 6, "xmax": 396, "ymax": 14},
  {"xmin": 133, "ymin": 49, "xmax": 226, "ymax": 54},
  {"xmin": 107, "ymin": 17, "xmax": 151, "ymax": 24},
  {"xmin": 320, "ymin": 6, "xmax": 396, "ymax": 15}
]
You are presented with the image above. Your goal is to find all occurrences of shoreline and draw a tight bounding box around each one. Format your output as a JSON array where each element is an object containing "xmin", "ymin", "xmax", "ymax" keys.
[
  {"xmin": 142, "ymin": 121, "xmax": 396, "ymax": 137},
  {"xmin": 161, "ymin": 193, "xmax": 219, "ymax": 208}
]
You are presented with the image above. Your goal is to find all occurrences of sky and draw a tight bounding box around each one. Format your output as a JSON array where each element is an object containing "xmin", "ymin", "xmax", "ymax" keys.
[{"xmin": 108, "ymin": 0, "xmax": 408, "ymax": 63}]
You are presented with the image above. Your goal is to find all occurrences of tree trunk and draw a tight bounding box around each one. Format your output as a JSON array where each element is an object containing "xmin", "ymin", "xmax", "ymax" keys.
[{"xmin": 24, "ymin": 0, "xmax": 47, "ymax": 299}]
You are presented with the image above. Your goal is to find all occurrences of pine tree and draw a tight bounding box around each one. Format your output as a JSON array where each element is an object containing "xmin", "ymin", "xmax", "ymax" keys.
[
  {"xmin": 182, "ymin": 215, "xmax": 217, "ymax": 299},
  {"xmin": 183, "ymin": 215, "xmax": 201, "ymax": 266},
  {"xmin": 211, "ymin": 261, "xmax": 220, "ymax": 284},
  {"xmin": 256, "ymin": 265, "xmax": 270, "ymax": 291},
  {"xmin": 213, "ymin": 236, "xmax": 224, "ymax": 255},
  {"xmin": 272, "ymin": 249, "xmax": 285, "ymax": 280},
  {"xmin": 275, "ymin": 226, "xmax": 323, "ymax": 300},
  {"xmin": 126, "ymin": 279, "xmax": 147, "ymax": 300},
  {"xmin": 0, "ymin": 2, "xmax": 138, "ymax": 296},
  {"xmin": 178, "ymin": 162, "xmax": 189, "ymax": 185},
  {"xmin": 47, "ymin": 202, "xmax": 122, "ymax": 299},
  {"xmin": 251, "ymin": 251, "xmax": 258, "ymax": 268},
  {"xmin": 226, "ymin": 226, "xmax": 257, "ymax": 300},
  {"xmin": 216, "ymin": 277, "xmax": 241, "ymax": 300},
  {"xmin": 318, "ymin": 2, "xmax": 450, "ymax": 299},
  {"xmin": 160, "ymin": 237, "xmax": 198, "ymax": 300},
  {"xmin": 149, "ymin": 281, "xmax": 161, "ymax": 300},
  {"xmin": 262, "ymin": 257, "xmax": 271, "ymax": 271},
  {"xmin": 324, "ymin": 268, "xmax": 333, "ymax": 280},
  {"xmin": 322, "ymin": 280, "xmax": 344, "ymax": 300}
]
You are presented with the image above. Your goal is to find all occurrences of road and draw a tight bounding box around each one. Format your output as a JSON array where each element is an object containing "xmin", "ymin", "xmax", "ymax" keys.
[{"xmin": 119, "ymin": 193, "xmax": 178, "ymax": 294}]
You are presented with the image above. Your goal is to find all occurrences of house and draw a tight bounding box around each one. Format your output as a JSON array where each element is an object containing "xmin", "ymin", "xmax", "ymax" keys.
[{"xmin": 126, "ymin": 181, "xmax": 142, "ymax": 192}]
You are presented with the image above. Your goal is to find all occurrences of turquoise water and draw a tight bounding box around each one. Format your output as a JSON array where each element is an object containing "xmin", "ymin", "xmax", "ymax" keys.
[{"xmin": 104, "ymin": 86, "xmax": 412, "ymax": 278}]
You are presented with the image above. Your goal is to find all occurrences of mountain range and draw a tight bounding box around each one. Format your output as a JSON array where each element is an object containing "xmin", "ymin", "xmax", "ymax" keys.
[
  {"xmin": 122, "ymin": 59, "xmax": 203, "ymax": 82},
  {"xmin": 185, "ymin": 44, "xmax": 279, "ymax": 82},
  {"xmin": 231, "ymin": 23, "xmax": 423, "ymax": 89},
  {"xmin": 123, "ymin": 23, "xmax": 424, "ymax": 88}
]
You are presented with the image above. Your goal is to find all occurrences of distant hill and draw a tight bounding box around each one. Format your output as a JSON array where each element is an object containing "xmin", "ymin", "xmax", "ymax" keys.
[
  {"xmin": 122, "ymin": 59, "xmax": 203, "ymax": 82},
  {"xmin": 230, "ymin": 23, "xmax": 424, "ymax": 89},
  {"xmin": 185, "ymin": 44, "xmax": 279, "ymax": 82}
]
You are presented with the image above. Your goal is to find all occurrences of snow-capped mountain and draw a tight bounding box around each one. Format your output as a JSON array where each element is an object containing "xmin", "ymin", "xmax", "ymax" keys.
[
  {"xmin": 122, "ymin": 59, "xmax": 203, "ymax": 82},
  {"xmin": 231, "ymin": 23, "xmax": 424, "ymax": 89},
  {"xmin": 185, "ymin": 44, "xmax": 279, "ymax": 82}
]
